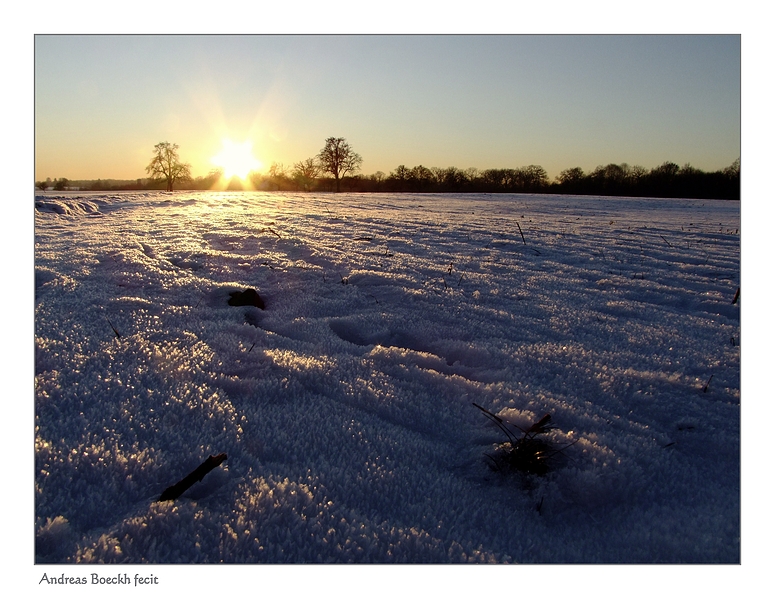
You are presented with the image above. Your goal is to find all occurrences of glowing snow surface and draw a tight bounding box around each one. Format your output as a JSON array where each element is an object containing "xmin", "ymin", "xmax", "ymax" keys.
[{"xmin": 34, "ymin": 191, "xmax": 740, "ymax": 563}]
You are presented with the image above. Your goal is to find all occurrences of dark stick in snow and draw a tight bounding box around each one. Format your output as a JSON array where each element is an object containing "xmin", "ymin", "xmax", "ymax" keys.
[
  {"xmin": 517, "ymin": 221, "xmax": 526, "ymax": 245},
  {"xmin": 158, "ymin": 453, "xmax": 228, "ymax": 502},
  {"xmin": 106, "ymin": 318, "xmax": 121, "ymax": 339}
]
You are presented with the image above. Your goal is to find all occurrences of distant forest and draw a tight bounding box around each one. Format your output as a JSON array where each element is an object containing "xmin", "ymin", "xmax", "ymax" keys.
[{"xmin": 37, "ymin": 158, "xmax": 740, "ymax": 201}]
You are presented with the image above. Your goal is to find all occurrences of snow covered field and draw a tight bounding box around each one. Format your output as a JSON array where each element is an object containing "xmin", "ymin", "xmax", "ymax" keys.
[{"xmin": 34, "ymin": 191, "xmax": 740, "ymax": 563}]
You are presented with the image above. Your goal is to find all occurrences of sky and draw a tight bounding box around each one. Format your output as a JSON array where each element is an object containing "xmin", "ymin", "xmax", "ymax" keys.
[{"xmin": 34, "ymin": 34, "xmax": 740, "ymax": 182}]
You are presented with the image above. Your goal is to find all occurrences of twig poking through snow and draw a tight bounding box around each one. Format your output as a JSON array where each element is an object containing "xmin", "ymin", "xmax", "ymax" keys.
[
  {"xmin": 158, "ymin": 453, "xmax": 228, "ymax": 502},
  {"xmin": 517, "ymin": 222, "xmax": 526, "ymax": 245},
  {"xmin": 106, "ymin": 317, "xmax": 121, "ymax": 339}
]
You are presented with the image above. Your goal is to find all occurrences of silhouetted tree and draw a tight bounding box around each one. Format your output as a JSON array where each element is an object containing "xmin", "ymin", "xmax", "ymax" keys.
[
  {"xmin": 590, "ymin": 163, "xmax": 630, "ymax": 195},
  {"xmin": 392, "ymin": 165, "xmax": 410, "ymax": 180},
  {"xmin": 628, "ymin": 165, "xmax": 649, "ymax": 186},
  {"xmin": 438, "ymin": 167, "xmax": 467, "ymax": 191},
  {"xmin": 646, "ymin": 161, "xmax": 680, "ymax": 197},
  {"xmin": 557, "ymin": 167, "xmax": 585, "ymax": 185},
  {"xmin": 370, "ymin": 171, "xmax": 386, "ymax": 191},
  {"xmin": 519, "ymin": 165, "xmax": 549, "ymax": 191},
  {"xmin": 292, "ymin": 157, "xmax": 321, "ymax": 191},
  {"xmin": 386, "ymin": 165, "xmax": 409, "ymax": 191},
  {"xmin": 318, "ymin": 137, "xmax": 362, "ymax": 192},
  {"xmin": 267, "ymin": 163, "xmax": 293, "ymax": 191},
  {"xmin": 409, "ymin": 165, "xmax": 434, "ymax": 191},
  {"xmin": 724, "ymin": 158, "xmax": 740, "ymax": 178},
  {"xmin": 205, "ymin": 168, "xmax": 224, "ymax": 189},
  {"xmin": 481, "ymin": 168, "xmax": 505, "ymax": 191},
  {"xmin": 188, "ymin": 169, "xmax": 222, "ymax": 190},
  {"xmin": 145, "ymin": 142, "xmax": 192, "ymax": 191},
  {"xmin": 430, "ymin": 167, "xmax": 445, "ymax": 187},
  {"xmin": 723, "ymin": 158, "xmax": 741, "ymax": 201},
  {"xmin": 342, "ymin": 174, "xmax": 363, "ymax": 192}
]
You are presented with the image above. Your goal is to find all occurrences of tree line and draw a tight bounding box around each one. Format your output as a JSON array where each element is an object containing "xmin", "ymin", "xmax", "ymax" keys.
[
  {"xmin": 226, "ymin": 157, "xmax": 740, "ymax": 201},
  {"xmin": 36, "ymin": 137, "xmax": 740, "ymax": 200}
]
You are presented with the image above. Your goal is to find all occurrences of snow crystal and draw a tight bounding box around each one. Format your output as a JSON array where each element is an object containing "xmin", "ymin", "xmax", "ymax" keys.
[{"xmin": 34, "ymin": 191, "xmax": 740, "ymax": 563}]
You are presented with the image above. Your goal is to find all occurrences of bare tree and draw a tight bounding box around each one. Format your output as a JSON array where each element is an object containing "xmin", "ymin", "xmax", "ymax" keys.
[
  {"xmin": 317, "ymin": 137, "xmax": 362, "ymax": 192},
  {"xmin": 292, "ymin": 157, "xmax": 321, "ymax": 191},
  {"xmin": 723, "ymin": 158, "xmax": 740, "ymax": 178},
  {"xmin": 266, "ymin": 162, "xmax": 293, "ymax": 191},
  {"xmin": 145, "ymin": 142, "xmax": 192, "ymax": 191}
]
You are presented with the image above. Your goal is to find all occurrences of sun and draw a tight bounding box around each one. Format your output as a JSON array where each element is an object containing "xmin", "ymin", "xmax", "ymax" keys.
[{"xmin": 211, "ymin": 139, "xmax": 262, "ymax": 180}]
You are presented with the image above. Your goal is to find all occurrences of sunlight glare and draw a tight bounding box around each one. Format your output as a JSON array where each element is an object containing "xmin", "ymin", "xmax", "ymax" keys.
[{"xmin": 211, "ymin": 139, "xmax": 262, "ymax": 180}]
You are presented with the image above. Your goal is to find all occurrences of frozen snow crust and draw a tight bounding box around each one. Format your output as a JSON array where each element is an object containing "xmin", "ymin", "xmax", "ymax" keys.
[{"xmin": 34, "ymin": 191, "xmax": 740, "ymax": 563}]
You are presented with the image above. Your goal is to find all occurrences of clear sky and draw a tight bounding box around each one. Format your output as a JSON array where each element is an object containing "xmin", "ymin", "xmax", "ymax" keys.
[{"xmin": 35, "ymin": 34, "xmax": 740, "ymax": 182}]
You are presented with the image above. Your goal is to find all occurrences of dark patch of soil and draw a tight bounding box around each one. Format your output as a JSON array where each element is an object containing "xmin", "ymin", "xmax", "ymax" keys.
[{"xmin": 228, "ymin": 288, "xmax": 265, "ymax": 309}]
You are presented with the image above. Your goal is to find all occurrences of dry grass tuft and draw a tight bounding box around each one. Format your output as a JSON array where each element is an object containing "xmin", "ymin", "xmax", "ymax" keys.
[{"xmin": 473, "ymin": 403, "xmax": 576, "ymax": 476}]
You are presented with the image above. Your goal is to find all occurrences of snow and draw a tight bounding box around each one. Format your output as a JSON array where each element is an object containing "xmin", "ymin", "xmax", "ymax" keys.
[{"xmin": 34, "ymin": 191, "xmax": 740, "ymax": 565}]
